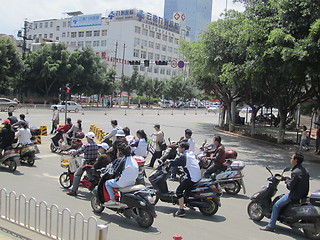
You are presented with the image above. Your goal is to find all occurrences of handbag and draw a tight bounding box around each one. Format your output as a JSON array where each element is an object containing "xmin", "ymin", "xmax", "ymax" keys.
[{"xmin": 158, "ymin": 141, "xmax": 167, "ymax": 151}]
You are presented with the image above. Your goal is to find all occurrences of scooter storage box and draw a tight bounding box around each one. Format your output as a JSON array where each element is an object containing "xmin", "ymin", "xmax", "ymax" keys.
[
  {"xmin": 310, "ymin": 190, "xmax": 320, "ymax": 206},
  {"xmin": 30, "ymin": 127, "xmax": 41, "ymax": 136},
  {"xmin": 75, "ymin": 132, "xmax": 85, "ymax": 139},
  {"xmin": 230, "ymin": 161, "xmax": 245, "ymax": 170},
  {"xmin": 225, "ymin": 150, "xmax": 237, "ymax": 159}
]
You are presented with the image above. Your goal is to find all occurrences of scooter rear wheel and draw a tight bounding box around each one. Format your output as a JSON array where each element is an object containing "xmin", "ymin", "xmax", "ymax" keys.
[
  {"xmin": 199, "ymin": 199, "xmax": 219, "ymax": 216},
  {"xmin": 137, "ymin": 208, "xmax": 154, "ymax": 228},
  {"xmin": 7, "ymin": 158, "xmax": 17, "ymax": 172},
  {"xmin": 50, "ymin": 143, "xmax": 58, "ymax": 153},
  {"xmin": 247, "ymin": 201, "xmax": 264, "ymax": 221},
  {"xmin": 91, "ymin": 195, "xmax": 105, "ymax": 213},
  {"xmin": 303, "ymin": 220, "xmax": 320, "ymax": 239},
  {"xmin": 224, "ymin": 181, "xmax": 241, "ymax": 195},
  {"xmin": 27, "ymin": 154, "xmax": 35, "ymax": 166},
  {"xmin": 59, "ymin": 172, "xmax": 72, "ymax": 188}
]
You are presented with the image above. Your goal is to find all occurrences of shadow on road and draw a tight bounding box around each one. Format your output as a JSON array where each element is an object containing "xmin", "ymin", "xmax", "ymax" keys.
[{"xmin": 221, "ymin": 193, "xmax": 249, "ymax": 200}]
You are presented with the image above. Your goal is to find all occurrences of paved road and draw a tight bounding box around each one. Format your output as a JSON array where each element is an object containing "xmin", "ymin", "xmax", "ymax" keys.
[{"xmin": 1, "ymin": 108, "xmax": 320, "ymax": 240}]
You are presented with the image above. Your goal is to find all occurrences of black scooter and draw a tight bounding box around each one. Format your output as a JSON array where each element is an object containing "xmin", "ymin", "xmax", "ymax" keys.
[
  {"xmin": 90, "ymin": 170, "xmax": 157, "ymax": 228},
  {"xmin": 248, "ymin": 166, "xmax": 320, "ymax": 239},
  {"xmin": 148, "ymin": 160, "xmax": 222, "ymax": 216}
]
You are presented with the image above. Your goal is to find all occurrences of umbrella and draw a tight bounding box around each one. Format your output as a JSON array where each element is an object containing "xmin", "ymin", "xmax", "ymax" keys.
[{"xmin": 314, "ymin": 121, "xmax": 320, "ymax": 125}]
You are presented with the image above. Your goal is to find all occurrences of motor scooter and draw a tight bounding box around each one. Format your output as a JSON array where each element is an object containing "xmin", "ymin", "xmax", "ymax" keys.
[
  {"xmin": 148, "ymin": 160, "xmax": 222, "ymax": 216},
  {"xmin": 12, "ymin": 143, "xmax": 38, "ymax": 166},
  {"xmin": 0, "ymin": 147, "xmax": 20, "ymax": 172},
  {"xmin": 50, "ymin": 131, "xmax": 84, "ymax": 153},
  {"xmin": 90, "ymin": 168, "xmax": 157, "ymax": 228},
  {"xmin": 247, "ymin": 166, "xmax": 320, "ymax": 239}
]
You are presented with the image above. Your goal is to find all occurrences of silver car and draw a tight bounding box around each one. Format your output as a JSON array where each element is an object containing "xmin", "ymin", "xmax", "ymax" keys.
[
  {"xmin": 50, "ymin": 101, "xmax": 83, "ymax": 112},
  {"xmin": 0, "ymin": 98, "xmax": 19, "ymax": 112}
]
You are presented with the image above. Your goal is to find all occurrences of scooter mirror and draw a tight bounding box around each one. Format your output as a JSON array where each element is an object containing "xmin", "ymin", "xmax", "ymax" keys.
[
  {"xmin": 283, "ymin": 167, "xmax": 291, "ymax": 173},
  {"xmin": 266, "ymin": 166, "xmax": 273, "ymax": 176}
]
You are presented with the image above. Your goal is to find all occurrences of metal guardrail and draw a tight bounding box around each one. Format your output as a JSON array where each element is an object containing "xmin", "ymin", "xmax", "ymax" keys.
[{"xmin": 0, "ymin": 188, "xmax": 107, "ymax": 240}]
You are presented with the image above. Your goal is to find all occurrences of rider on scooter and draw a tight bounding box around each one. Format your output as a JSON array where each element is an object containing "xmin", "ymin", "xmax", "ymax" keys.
[
  {"xmin": 165, "ymin": 141, "xmax": 201, "ymax": 217},
  {"xmin": 104, "ymin": 142, "xmax": 139, "ymax": 206},
  {"xmin": 260, "ymin": 152, "xmax": 310, "ymax": 232},
  {"xmin": 203, "ymin": 135, "xmax": 226, "ymax": 178},
  {"xmin": 0, "ymin": 119, "xmax": 15, "ymax": 156}
]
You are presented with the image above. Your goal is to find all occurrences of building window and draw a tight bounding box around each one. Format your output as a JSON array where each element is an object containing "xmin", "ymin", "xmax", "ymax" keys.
[
  {"xmin": 161, "ymin": 55, "xmax": 166, "ymax": 60},
  {"xmin": 149, "ymin": 31, "xmax": 155, "ymax": 37},
  {"xmin": 142, "ymin": 29, "xmax": 148, "ymax": 36},
  {"xmin": 63, "ymin": 22, "xmax": 67, "ymax": 27},
  {"xmin": 166, "ymin": 69, "xmax": 171, "ymax": 75},
  {"xmin": 78, "ymin": 31, "xmax": 84, "ymax": 37},
  {"xmin": 101, "ymin": 40, "xmax": 107, "ymax": 46},
  {"xmin": 85, "ymin": 41, "xmax": 92, "ymax": 46},
  {"xmin": 45, "ymin": 22, "xmax": 48, "ymax": 28},
  {"xmin": 168, "ymin": 46, "xmax": 173, "ymax": 52},
  {"xmin": 56, "ymin": 26, "xmax": 60, "ymax": 31},
  {"xmin": 160, "ymin": 68, "xmax": 165, "ymax": 75},
  {"xmin": 44, "ymin": 34, "xmax": 47, "ymax": 38},
  {"xmin": 33, "ymin": 23, "xmax": 37, "ymax": 30},
  {"xmin": 169, "ymin": 36, "xmax": 173, "ymax": 43},
  {"xmin": 62, "ymin": 32, "xmax": 66, "ymax": 38},
  {"xmin": 148, "ymin": 67, "xmax": 153, "ymax": 72},
  {"xmin": 50, "ymin": 33, "xmax": 53, "ymax": 38},
  {"xmin": 155, "ymin": 43, "xmax": 160, "ymax": 50},
  {"xmin": 162, "ymin": 45, "xmax": 167, "ymax": 51},
  {"xmin": 133, "ymin": 49, "xmax": 140, "ymax": 58},
  {"xmin": 71, "ymin": 32, "xmax": 77, "ymax": 38},
  {"xmin": 134, "ymin": 38, "xmax": 140, "ymax": 46},
  {"xmin": 174, "ymin": 48, "xmax": 178, "ymax": 54},
  {"xmin": 78, "ymin": 41, "xmax": 84, "ymax": 47},
  {"xmin": 68, "ymin": 21, "xmax": 71, "ymax": 27},
  {"xmin": 140, "ymin": 66, "xmax": 145, "ymax": 71},
  {"xmin": 148, "ymin": 41, "xmax": 154, "ymax": 48},
  {"xmin": 70, "ymin": 41, "xmax": 76, "ymax": 45},
  {"xmin": 148, "ymin": 52, "xmax": 154, "ymax": 59},
  {"xmin": 154, "ymin": 67, "xmax": 159, "ymax": 73},
  {"xmin": 102, "ymin": 30, "xmax": 107, "ymax": 36},
  {"xmin": 93, "ymin": 41, "xmax": 100, "ymax": 47},
  {"xmin": 50, "ymin": 22, "xmax": 53, "ymax": 28},
  {"xmin": 39, "ymin": 23, "xmax": 43, "ymax": 28},
  {"xmin": 39, "ymin": 34, "xmax": 42, "ymax": 38},
  {"xmin": 162, "ymin": 35, "xmax": 167, "ymax": 41},
  {"xmin": 156, "ymin": 33, "xmax": 161, "ymax": 39},
  {"xmin": 135, "ymin": 26, "xmax": 141, "ymax": 34},
  {"xmin": 94, "ymin": 30, "xmax": 100, "ymax": 37},
  {"xmin": 141, "ymin": 50, "xmax": 147, "ymax": 59},
  {"xmin": 67, "ymin": 32, "xmax": 70, "ymax": 37},
  {"xmin": 86, "ymin": 31, "xmax": 92, "ymax": 37},
  {"xmin": 141, "ymin": 40, "xmax": 147, "ymax": 47},
  {"xmin": 155, "ymin": 54, "xmax": 160, "ymax": 60},
  {"xmin": 174, "ymin": 38, "xmax": 179, "ymax": 44}
]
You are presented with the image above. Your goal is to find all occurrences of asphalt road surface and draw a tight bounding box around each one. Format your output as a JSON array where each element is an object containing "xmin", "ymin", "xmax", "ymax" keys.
[{"xmin": 1, "ymin": 108, "xmax": 320, "ymax": 240}]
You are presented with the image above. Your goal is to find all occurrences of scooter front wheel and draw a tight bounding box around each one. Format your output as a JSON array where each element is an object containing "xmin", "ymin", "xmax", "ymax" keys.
[
  {"xmin": 199, "ymin": 199, "xmax": 219, "ymax": 216},
  {"xmin": 136, "ymin": 208, "xmax": 154, "ymax": 228},
  {"xmin": 59, "ymin": 172, "xmax": 72, "ymax": 188},
  {"xmin": 224, "ymin": 181, "xmax": 241, "ymax": 195},
  {"xmin": 247, "ymin": 201, "xmax": 264, "ymax": 221},
  {"xmin": 303, "ymin": 220, "xmax": 320, "ymax": 239},
  {"xmin": 50, "ymin": 142, "xmax": 58, "ymax": 153},
  {"xmin": 7, "ymin": 158, "xmax": 17, "ymax": 172},
  {"xmin": 91, "ymin": 195, "xmax": 105, "ymax": 213}
]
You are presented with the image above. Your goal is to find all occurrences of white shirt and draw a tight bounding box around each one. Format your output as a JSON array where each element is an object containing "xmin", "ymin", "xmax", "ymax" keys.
[
  {"xmin": 116, "ymin": 156, "xmax": 139, "ymax": 187},
  {"xmin": 15, "ymin": 128, "xmax": 32, "ymax": 145},
  {"xmin": 186, "ymin": 151, "xmax": 201, "ymax": 182},
  {"xmin": 134, "ymin": 138, "xmax": 148, "ymax": 158},
  {"xmin": 187, "ymin": 138, "xmax": 195, "ymax": 152}
]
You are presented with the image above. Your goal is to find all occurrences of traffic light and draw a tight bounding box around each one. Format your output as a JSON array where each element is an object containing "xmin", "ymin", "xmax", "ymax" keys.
[
  {"xmin": 129, "ymin": 60, "xmax": 141, "ymax": 65},
  {"xmin": 65, "ymin": 87, "xmax": 71, "ymax": 101},
  {"xmin": 155, "ymin": 60, "xmax": 168, "ymax": 65},
  {"xmin": 144, "ymin": 60, "xmax": 150, "ymax": 67}
]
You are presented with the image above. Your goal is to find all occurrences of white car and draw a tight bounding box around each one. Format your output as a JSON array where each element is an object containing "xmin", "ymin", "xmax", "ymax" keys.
[
  {"xmin": 50, "ymin": 101, "xmax": 82, "ymax": 112},
  {"xmin": 0, "ymin": 98, "xmax": 19, "ymax": 112},
  {"xmin": 208, "ymin": 105, "xmax": 220, "ymax": 113}
]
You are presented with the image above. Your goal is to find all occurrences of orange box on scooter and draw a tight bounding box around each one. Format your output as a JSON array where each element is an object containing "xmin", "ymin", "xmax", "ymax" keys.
[
  {"xmin": 225, "ymin": 150, "xmax": 237, "ymax": 159},
  {"xmin": 230, "ymin": 160, "xmax": 245, "ymax": 170}
]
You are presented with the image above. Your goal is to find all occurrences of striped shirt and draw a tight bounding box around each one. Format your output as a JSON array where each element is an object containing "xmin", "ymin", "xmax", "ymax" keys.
[{"xmin": 71, "ymin": 140, "xmax": 99, "ymax": 161}]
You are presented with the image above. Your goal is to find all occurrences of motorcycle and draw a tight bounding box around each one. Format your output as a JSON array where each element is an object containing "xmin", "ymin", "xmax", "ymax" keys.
[
  {"xmin": 59, "ymin": 156, "xmax": 100, "ymax": 191},
  {"xmin": 247, "ymin": 166, "xmax": 320, "ymax": 239},
  {"xmin": 90, "ymin": 168, "xmax": 157, "ymax": 228},
  {"xmin": 12, "ymin": 143, "xmax": 38, "ymax": 166},
  {"xmin": 148, "ymin": 160, "xmax": 222, "ymax": 216},
  {"xmin": 50, "ymin": 131, "xmax": 84, "ymax": 153},
  {"xmin": 0, "ymin": 147, "xmax": 20, "ymax": 172}
]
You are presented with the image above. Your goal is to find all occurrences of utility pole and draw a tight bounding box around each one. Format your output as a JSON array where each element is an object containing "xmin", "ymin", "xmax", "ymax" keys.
[
  {"xmin": 121, "ymin": 43, "xmax": 126, "ymax": 80},
  {"xmin": 113, "ymin": 41, "xmax": 118, "ymax": 69}
]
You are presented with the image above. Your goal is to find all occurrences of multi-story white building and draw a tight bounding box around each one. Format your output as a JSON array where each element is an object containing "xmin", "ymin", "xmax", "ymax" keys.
[{"xmin": 26, "ymin": 9, "xmax": 190, "ymax": 81}]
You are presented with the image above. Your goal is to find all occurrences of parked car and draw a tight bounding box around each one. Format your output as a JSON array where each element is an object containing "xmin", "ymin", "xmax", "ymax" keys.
[
  {"xmin": 208, "ymin": 105, "xmax": 220, "ymax": 113},
  {"xmin": 0, "ymin": 98, "xmax": 18, "ymax": 112},
  {"xmin": 50, "ymin": 101, "xmax": 83, "ymax": 112}
]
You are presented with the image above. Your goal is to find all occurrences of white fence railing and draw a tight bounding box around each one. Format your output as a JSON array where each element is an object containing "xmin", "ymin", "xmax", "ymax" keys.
[{"xmin": 0, "ymin": 188, "xmax": 107, "ymax": 240}]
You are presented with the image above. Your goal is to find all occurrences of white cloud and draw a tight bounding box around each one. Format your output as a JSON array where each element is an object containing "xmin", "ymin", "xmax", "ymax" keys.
[{"xmin": 0, "ymin": 0, "xmax": 243, "ymax": 36}]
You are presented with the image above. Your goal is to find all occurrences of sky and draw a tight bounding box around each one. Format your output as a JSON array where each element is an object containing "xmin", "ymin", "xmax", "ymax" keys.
[{"xmin": 0, "ymin": 0, "xmax": 244, "ymax": 36}]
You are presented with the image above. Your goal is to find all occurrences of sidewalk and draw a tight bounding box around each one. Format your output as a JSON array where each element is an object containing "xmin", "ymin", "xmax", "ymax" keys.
[{"xmin": 0, "ymin": 219, "xmax": 51, "ymax": 240}]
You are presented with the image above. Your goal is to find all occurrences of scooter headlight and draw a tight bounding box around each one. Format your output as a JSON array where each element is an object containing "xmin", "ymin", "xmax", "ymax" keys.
[{"xmin": 147, "ymin": 195, "xmax": 156, "ymax": 205}]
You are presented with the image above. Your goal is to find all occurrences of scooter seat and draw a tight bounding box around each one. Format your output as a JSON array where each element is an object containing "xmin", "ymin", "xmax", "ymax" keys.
[{"xmin": 119, "ymin": 184, "xmax": 145, "ymax": 193}]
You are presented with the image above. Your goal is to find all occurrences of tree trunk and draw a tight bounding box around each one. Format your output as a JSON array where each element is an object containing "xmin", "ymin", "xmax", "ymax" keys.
[
  {"xmin": 250, "ymin": 108, "xmax": 258, "ymax": 137},
  {"xmin": 277, "ymin": 110, "xmax": 287, "ymax": 144}
]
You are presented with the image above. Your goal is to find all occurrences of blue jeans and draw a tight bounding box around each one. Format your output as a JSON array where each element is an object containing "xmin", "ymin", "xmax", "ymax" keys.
[
  {"xmin": 105, "ymin": 179, "xmax": 119, "ymax": 200},
  {"xmin": 268, "ymin": 193, "xmax": 291, "ymax": 228}
]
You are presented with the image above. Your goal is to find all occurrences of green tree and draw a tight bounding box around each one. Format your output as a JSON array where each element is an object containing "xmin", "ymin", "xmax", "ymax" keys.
[
  {"xmin": 0, "ymin": 37, "xmax": 23, "ymax": 93},
  {"xmin": 122, "ymin": 66, "xmax": 138, "ymax": 107}
]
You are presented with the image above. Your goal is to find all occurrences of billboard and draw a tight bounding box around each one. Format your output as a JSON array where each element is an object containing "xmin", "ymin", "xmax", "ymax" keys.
[{"xmin": 71, "ymin": 14, "xmax": 102, "ymax": 27}]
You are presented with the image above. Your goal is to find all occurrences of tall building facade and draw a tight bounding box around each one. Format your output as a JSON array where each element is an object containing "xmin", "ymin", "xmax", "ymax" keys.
[
  {"xmin": 164, "ymin": 0, "xmax": 212, "ymax": 41},
  {"xmin": 26, "ymin": 9, "xmax": 190, "ymax": 81}
]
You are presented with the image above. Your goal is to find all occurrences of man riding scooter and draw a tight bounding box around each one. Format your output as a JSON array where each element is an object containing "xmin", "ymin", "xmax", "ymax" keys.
[{"xmin": 165, "ymin": 142, "xmax": 201, "ymax": 217}]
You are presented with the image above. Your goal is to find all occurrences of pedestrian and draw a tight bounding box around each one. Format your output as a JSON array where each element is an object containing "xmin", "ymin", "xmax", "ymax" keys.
[
  {"xmin": 260, "ymin": 152, "xmax": 309, "ymax": 232},
  {"xmin": 66, "ymin": 132, "xmax": 99, "ymax": 196},
  {"xmin": 149, "ymin": 124, "xmax": 165, "ymax": 168},
  {"xmin": 299, "ymin": 126, "xmax": 309, "ymax": 151},
  {"xmin": 316, "ymin": 125, "xmax": 320, "ymax": 155},
  {"xmin": 103, "ymin": 120, "xmax": 122, "ymax": 144},
  {"xmin": 50, "ymin": 106, "xmax": 59, "ymax": 134},
  {"xmin": 7, "ymin": 112, "xmax": 18, "ymax": 125}
]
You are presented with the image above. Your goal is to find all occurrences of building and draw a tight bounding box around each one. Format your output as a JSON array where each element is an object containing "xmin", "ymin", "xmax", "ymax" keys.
[
  {"xmin": 164, "ymin": 0, "xmax": 212, "ymax": 41},
  {"xmin": 26, "ymin": 9, "xmax": 190, "ymax": 81}
]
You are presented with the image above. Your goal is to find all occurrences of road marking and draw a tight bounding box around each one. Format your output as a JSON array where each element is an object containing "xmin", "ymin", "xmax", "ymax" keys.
[{"xmin": 43, "ymin": 173, "xmax": 60, "ymax": 179}]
